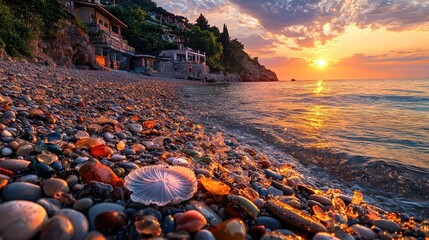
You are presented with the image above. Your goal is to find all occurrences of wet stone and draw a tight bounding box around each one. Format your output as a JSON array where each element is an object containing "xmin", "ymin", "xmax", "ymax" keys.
[
  {"xmin": 37, "ymin": 198, "xmax": 62, "ymax": 216},
  {"xmin": 57, "ymin": 208, "xmax": 89, "ymax": 240},
  {"xmin": 264, "ymin": 169, "xmax": 283, "ymax": 181},
  {"xmin": 43, "ymin": 178, "xmax": 70, "ymax": 197},
  {"xmin": 1, "ymin": 147, "xmax": 13, "ymax": 156},
  {"xmin": 95, "ymin": 211, "xmax": 128, "ymax": 235},
  {"xmin": 255, "ymin": 216, "xmax": 282, "ymax": 230},
  {"xmin": 313, "ymin": 232, "xmax": 341, "ymax": 240},
  {"xmin": 40, "ymin": 215, "xmax": 74, "ymax": 240},
  {"xmin": 267, "ymin": 186, "xmax": 284, "ymax": 196},
  {"xmin": 0, "ymin": 200, "xmax": 48, "ymax": 240},
  {"xmin": 135, "ymin": 215, "xmax": 162, "ymax": 237},
  {"xmin": 175, "ymin": 210, "xmax": 207, "ymax": 232},
  {"xmin": 162, "ymin": 215, "xmax": 176, "ymax": 235},
  {"xmin": 0, "ymin": 159, "xmax": 31, "ymax": 171},
  {"xmin": 2, "ymin": 182, "xmax": 43, "ymax": 201},
  {"xmin": 351, "ymin": 224, "xmax": 377, "ymax": 240},
  {"xmin": 210, "ymin": 218, "xmax": 247, "ymax": 240},
  {"xmin": 88, "ymin": 203, "xmax": 125, "ymax": 229},
  {"xmin": 73, "ymin": 198, "xmax": 93, "ymax": 211},
  {"xmin": 372, "ymin": 219, "xmax": 402, "ymax": 233}
]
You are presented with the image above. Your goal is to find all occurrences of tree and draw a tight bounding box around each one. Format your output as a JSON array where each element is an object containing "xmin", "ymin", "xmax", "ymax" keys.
[
  {"xmin": 195, "ymin": 14, "xmax": 209, "ymax": 31},
  {"xmin": 186, "ymin": 26, "xmax": 223, "ymax": 71},
  {"xmin": 220, "ymin": 24, "xmax": 230, "ymax": 59}
]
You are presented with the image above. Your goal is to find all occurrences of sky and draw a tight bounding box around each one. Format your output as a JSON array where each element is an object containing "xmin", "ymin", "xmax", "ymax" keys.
[{"xmin": 152, "ymin": 0, "xmax": 429, "ymax": 80}]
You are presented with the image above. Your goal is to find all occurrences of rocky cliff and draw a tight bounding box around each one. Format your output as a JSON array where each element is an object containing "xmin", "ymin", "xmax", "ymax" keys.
[
  {"xmin": 32, "ymin": 20, "xmax": 98, "ymax": 69},
  {"xmin": 239, "ymin": 56, "xmax": 278, "ymax": 82}
]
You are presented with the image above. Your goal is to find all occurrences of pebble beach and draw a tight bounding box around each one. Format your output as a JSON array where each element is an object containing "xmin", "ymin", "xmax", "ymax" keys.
[{"xmin": 0, "ymin": 61, "xmax": 428, "ymax": 240}]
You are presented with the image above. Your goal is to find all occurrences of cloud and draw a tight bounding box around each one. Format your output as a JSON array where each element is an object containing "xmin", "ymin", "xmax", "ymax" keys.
[{"xmin": 229, "ymin": 0, "xmax": 429, "ymax": 47}]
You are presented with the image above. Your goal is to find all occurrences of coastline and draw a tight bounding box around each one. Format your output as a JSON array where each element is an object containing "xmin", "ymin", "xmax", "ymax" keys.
[{"xmin": 0, "ymin": 61, "xmax": 428, "ymax": 239}]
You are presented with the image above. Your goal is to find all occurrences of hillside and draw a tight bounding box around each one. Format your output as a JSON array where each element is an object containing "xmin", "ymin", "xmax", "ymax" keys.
[{"xmin": 0, "ymin": 0, "xmax": 277, "ymax": 81}]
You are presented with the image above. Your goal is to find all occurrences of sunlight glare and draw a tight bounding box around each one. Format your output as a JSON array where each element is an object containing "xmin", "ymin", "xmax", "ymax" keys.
[{"xmin": 317, "ymin": 59, "xmax": 327, "ymax": 68}]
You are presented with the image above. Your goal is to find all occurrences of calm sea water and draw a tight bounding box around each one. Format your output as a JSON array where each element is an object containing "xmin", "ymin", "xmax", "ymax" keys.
[{"xmin": 182, "ymin": 78, "xmax": 429, "ymax": 218}]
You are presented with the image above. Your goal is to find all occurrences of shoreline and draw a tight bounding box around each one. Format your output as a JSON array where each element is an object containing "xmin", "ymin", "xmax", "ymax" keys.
[{"xmin": 0, "ymin": 61, "xmax": 428, "ymax": 239}]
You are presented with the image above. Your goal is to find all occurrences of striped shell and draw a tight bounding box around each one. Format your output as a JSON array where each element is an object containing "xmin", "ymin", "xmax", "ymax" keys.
[{"xmin": 125, "ymin": 165, "xmax": 197, "ymax": 206}]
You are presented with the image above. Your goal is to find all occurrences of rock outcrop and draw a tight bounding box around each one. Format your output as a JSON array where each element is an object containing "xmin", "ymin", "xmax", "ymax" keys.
[
  {"xmin": 239, "ymin": 56, "xmax": 278, "ymax": 82},
  {"xmin": 33, "ymin": 20, "xmax": 97, "ymax": 69}
]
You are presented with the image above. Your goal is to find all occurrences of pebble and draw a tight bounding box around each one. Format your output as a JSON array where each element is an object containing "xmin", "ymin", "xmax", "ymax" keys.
[
  {"xmin": 84, "ymin": 231, "xmax": 107, "ymax": 240},
  {"xmin": 73, "ymin": 198, "xmax": 93, "ymax": 211},
  {"xmin": 87, "ymin": 203, "xmax": 125, "ymax": 229},
  {"xmin": 37, "ymin": 198, "xmax": 62, "ymax": 216},
  {"xmin": 1, "ymin": 130, "xmax": 13, "ymax": 137},
  {"xmin": 1, "ymin": 147, "xmax": 13, "ymax": 156},
  {"xmin": 195, "ymin": 229, "xmax": 216, "ymax": 240},
  {"xmin": 351, "ymin": 224, "xmax": 377, "ymax": 240},
  {"xmin": 2, "ymin": 182, "xmax": 43, "ymax": 201},
  {"xmin": 135, "ymin": 215, "xmax": 162, "ymax": 237},
  {"xmin": 175, "ymin": 210, "xmax": 207, "ymax": 232},
  {"xmin": 210, "ymin": 218, "xmax": 247, "ymax": 240},
  {"xmin": 111, "ymin": 154, "xmax": 126, "ymax": 161},
  {"xmin": 313, "ymin": 232, "xmax": 341, "ymax": 240},
  {"xmin": 95, "ymin": 211, "xmax": 128, "ymax": 235},
  {"xmin": 57, "ymin": 208, "xmax": 89, "ymax": 240},
  {"xmin": 127, "ymin": 124, "xmax": 143, "ymax": 133},
  {"xmin": 255, "ymin": 216, "xmax": 282, "ymax": 230},
  {"xmin": 372, "ymin": 219, "xmax": 402, "ymax": 233},
  {"xmin": 40, "ymin": 215, "xmax": 74, "ymax": 240},
  {"xmin": 43, "ymin": 178, "xmax": 70, "ymax": 197},
  {"xmin": 264, "ymin": 169, "xmax": 283, "ymax": 181},
  {"xmin": 0, "ymin": 200, "xmax": 48, "ymax": 240},
  {"xmin": 2, "ymin": 110, "xmax": 16, "ymax": 119},
  {"xmin": 0, "ymin": 159, "xmax": 31, "ymax": 171}
]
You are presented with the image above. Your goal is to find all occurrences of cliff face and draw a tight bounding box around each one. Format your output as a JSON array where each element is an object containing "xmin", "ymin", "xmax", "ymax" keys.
[
  {"xmin": 33, "ymin": 20, "xmax": 97, "ymax": 69},
  {"xmin": 239, "ymin": 56, "xmax": 278, "ymax": 82}
]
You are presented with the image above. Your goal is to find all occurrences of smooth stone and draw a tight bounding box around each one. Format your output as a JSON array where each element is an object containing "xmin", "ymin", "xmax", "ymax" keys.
[
  {"xmin": 255, "ymin": 216, "xmax": 282, "ymax": 230},
  {"xmin": 2, "ymin": 110, "xmax": 16, "ymax": 119},
  {"xmin": 351, "ymin": 224, "xmax": 377, "ymax": 240},
  {"xmin": 186, "ymin": 201, "xmax": 222, "ymax": 226},
  {"xmin": 166, "ymin": 157, "xmax": 190, "ymax": 167},
  {"xmin": 74, "ymin": 157, "xmax": 89, "ymax": 164},
  {"xmin": 123, "ymin": 149, "xmax": 136, "ymax": 155},
  {"xmin": 162, "ymin": 215, "xmax": 175, "ymax": 234},
  {"xmin": 195, "ymin": 229, "xmax": 216, "ymax": 240},
  {"xmin": 37, "ymin": 198, "xmax": 62, "ymax": 216},
  {"xmin": 309, "ymin": 194, "xmax": 333, "ymax": 206},
  {"xmin": 142, "ymin": 141, "xmax": 154, "ymax": 149},
  {"xmin": 313, "ymin": 232, "xmax": 340, "ymax": 240},
  {"xmin": 135, "ymin": 215, "xmax": 162, "ymax": 237},
  {"xmin": 271, "ymin": 181, "xmax": 295, "ymax": 195},
  {"xmin": 115, "ymin": 132, "xmax": 127, "ymax": 139},
  {"xmin": 127, "ymin": 124, "xmax": 143, "ymax": 133},
  {"xmin": 0, "ymin": 200, "xmax": 48, "ymax": 240},
  {"xmin": 264, "ymin": 169, "xmax": 283, "ymax": 181},
  {"xmin": 2, "ymin": 182, "xmax": 42, "ymax": 201},
  {"xmin": 266, "ymin": 199, "xmax": 327, "ymax": 233},
  {"xmin": 57, "ymin": 208, "xmax": 89, "ymax": 240},
  {"xmin": 1, "ymin": 147, "xmax": 13, "ymax": 156},
  {"xmin": 194, "ymin": 168, "xmax": 211, "ymax": 177},
  {"xmin": 210, "ymin": 218, "xmax": 246, "ymax": 240},
  {"xmin": 0, "ymin": 159, "xmax": 30, "ymax": 171},
  {"xmin": 175, "ymin": 210, "xmax": 207, "ymax": 232},
  {"xmin": 1, "ymin": 130, "xmax": 13, "ymax": 137},
  {"xmin": 112, "ymin": 167, "xmax": 125, "ymax": 177},
  {"xmin": 95, "ymin": 211, "xmax": 128, "ymax": 235},
  {"xmin": 87, "ymin": 203, "xmax": 125, "ymax": 229},
  {"xmin": 267, "ymin": 186, "xmax": 284, "ymax": 196},
  {"xmin": 43, "ymin": 178, "xmax": 70, "ymax": 197},
  {"xmin": 17, "ymin": 174, "xmax": 39, "ymax": 183},
  {"xmin": 66, "ymin": 175, "xmax": 79, "ymax": 186},
  {"xmin": 111, "ymin": 154, "xmax": 126, "ymax": 161},
  {"xmin": 84, "ymin": 231, "xmax": 106, "ymax": 240},
  {"xmin": 103, "ymin": 132, "xmax": 114, "ymax": 139},
  {"xmin": 372, "ymin": 219, "xmax": 401, "ymax": 233},
  {"xmin": 40, "ymin": 215, "xmax": 74, "ymax": 240},
  {"xmin": 73, "ymin": 198, "xmax": 93, "ymax": 211},
  {"xmin": 118, "ymin": 162, "xmax": 139, "ymax": 170}
]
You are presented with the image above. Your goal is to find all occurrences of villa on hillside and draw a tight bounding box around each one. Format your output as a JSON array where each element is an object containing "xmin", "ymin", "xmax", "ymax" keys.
[
  {"xmin": 157, "ymin": 48, "xmax": 209, "ymax": 79},
  {"xmin": 66, "ymin": 0, "xmax": 135, "ymax": 70}
]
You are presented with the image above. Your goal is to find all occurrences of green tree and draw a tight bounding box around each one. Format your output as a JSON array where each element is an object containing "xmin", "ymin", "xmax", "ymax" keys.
[
  {"xmin": 195, "ymin": 14, "xmax": 209, "ymax": 31},
  {"xmin": 220, "ymin": 24, "xmax": 230, "ymax": 60},
  {"xmin": 186, "ymin": 26, "xmax": 223, "ymax": 71}
]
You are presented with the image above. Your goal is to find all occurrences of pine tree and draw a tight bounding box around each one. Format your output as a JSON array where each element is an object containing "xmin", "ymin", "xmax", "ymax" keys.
[
  {"xmin": 220, "ymin": 24, "xmax": 231, "ymax": 60},
  {"xmin": 195, "ymin": 14, "xmax": 209, "ymax": 31}
]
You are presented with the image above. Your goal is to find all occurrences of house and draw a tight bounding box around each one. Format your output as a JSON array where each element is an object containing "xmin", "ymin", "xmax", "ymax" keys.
[
  {"xmin": 157, "ymin": 48, "xmax": 208, "ymax": 79},
  {"xmin": 131, "ymin": 54, "xmax": 156, "ymax": 74},
  {"xmin": 73, "ymin": 0, "xmax": 135, "ymax": 70}
]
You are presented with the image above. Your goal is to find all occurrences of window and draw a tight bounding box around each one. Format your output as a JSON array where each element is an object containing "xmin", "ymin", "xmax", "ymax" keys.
[{"xmin": 112, "ymin": 25, "xmax": 119, "ymax": 34}]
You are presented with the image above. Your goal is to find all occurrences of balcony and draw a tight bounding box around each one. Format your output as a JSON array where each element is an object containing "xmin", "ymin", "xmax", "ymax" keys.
[{"xmin": 89, "ymin": 25, "xmax": 135, "ymax": 55}]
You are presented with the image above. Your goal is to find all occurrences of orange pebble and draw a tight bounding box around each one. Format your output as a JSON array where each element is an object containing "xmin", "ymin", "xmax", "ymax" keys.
[{"xmin": 90, "ymin": 145, "xmax": 113, "ymax": 157}]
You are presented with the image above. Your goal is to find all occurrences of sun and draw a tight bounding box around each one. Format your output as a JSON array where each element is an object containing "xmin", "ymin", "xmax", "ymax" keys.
[{"xmin": 316, "ymin": 59, "xmax": 327, "ymax": 68}]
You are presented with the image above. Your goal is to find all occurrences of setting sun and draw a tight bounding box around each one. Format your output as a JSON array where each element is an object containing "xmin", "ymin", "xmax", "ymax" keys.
[{"xmin": 316, "ymin": 59, "xmax": 327, "ymax": 68}]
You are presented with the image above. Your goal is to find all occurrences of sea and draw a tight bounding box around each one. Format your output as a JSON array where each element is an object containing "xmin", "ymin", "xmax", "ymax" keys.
[{"xmin": 181, "ymin": 78, "xmax": 429, "ymax": 219}]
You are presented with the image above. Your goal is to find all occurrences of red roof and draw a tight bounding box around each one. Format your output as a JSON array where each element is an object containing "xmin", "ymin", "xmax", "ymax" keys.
[{"xmin": 74, "ymin": 1, "xmax": 127, "ymax": 28}]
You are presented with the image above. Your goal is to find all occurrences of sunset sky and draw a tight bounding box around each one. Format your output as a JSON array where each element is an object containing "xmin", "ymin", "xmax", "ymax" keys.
[{"xmin": 153, "ymin": 0, "xmax": 429, "ymax": 80}]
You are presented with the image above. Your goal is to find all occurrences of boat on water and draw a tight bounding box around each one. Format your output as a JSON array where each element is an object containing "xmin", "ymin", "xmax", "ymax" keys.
[{"xmin": 291, "ymin": 78, "xmax": 296, "ymax": 81}]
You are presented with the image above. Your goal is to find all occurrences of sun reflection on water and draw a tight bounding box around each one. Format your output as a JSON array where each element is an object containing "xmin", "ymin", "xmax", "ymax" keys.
[{"xmin": 314, "ymin": 79, "xmax": 324, "ymax": 95}]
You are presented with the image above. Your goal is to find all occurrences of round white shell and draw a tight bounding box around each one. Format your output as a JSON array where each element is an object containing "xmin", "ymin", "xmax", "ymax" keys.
[{"xmin": 124, "ymin": 165, "xmax": 197, "ymax": 206}]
